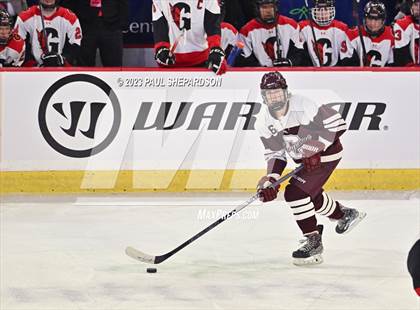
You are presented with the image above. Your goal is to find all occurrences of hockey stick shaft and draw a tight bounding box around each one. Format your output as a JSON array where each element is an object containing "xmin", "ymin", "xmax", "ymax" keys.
[
  {"xmin": 304, "ymin": 0, "xmax": 322, "ymax": 67},
  {"xmin": 170, "ymin": 29, "xmax": 186, "ymax": 56},
  {"xmin": 274, "ymin": 23, "xmax": 283, "ymax": 60},
  {"xmin": 39, "ymin": 5, "xmax": 49, "ymax": 54},
  {"xmin": 353, "ymin": 0, "xmax": 368, "ymax": 66},
  {"xmin": 126, "ymin": 165, "xmax": 304, "ymax": 264}
]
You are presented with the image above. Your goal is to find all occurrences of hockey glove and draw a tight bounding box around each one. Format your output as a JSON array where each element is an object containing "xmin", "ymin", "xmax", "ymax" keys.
[
  {"xmin": 302, "ymin": 153, "xmax": 321, "ymax": 172},
  {"xmin": 273, "ymin": 58, "xmax": 292, "ymax": 67},
  {"xmin": 41, "ymin": 52, "xmax": 65, "ymax": 67},
  {"xmin": 257, "ymin": 174, "xmax": 280, "ymax": 202},
  {"xmin": 207, "ymin": 46, "xmax": 227, "ymax": 75},
  {"xmin": 300, "ymin": 140, "xmax": 325, "ymax": 172},
  {"xmin": 155, "ymin": 46, "xmax": 175, "ymax": 66}
]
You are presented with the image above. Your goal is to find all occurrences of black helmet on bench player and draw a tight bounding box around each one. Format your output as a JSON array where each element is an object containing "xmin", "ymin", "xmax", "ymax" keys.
[
  {"xmin": 260, "ymin": 71, "xmax": 290, "ymax": 112},
  {"xmin": 256, "ymin": 0, "xmax": 278, "ymax": 25},
  {"xmin": 0, "ymin": 9, "xmax": 12, "ymax": 46},
  {"xmin": 364, "ymin": 1, "xmax": 386, "ymax": 37}
]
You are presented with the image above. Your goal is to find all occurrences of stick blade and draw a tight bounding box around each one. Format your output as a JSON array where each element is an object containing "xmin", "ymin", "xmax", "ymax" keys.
[{"xmin": 125, "ymin": 246, "xmax": 157, "ymax": 264}]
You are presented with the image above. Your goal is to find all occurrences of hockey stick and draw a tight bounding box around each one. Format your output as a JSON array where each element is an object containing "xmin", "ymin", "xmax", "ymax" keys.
[
  {"xmin": 353, "ymin": 0, "xmax": 368, "ymax": 66},
  {"xmin": 274, "ymin": 23, "xmax": 283, "ymax": 61},
  {"xmin": 39, "ymin": 5, "xmax": 49, "ymax": 54},
  {"xmin": 126, "ymin": 165, "xmax": 304, "ymax": 264},
  {"xmin": 169, "ymin": 29, "xmax": 186, "ymax": 56},
  {"xmin": 274, "ymin": 23, "xmax": 293, "ymax": 66},
  {"xmin": 304, "ymin": 0, "xmax": 323, "ymax": 67}
]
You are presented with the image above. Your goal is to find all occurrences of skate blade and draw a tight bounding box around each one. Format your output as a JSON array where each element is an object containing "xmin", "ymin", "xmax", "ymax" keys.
[
  {"xmin": 341, "ymin": 211, "xmax": 367, "ymax": 235},
  {"xmin": 293, "ymin": 254, "xmax": 323, "ymax": 266}
]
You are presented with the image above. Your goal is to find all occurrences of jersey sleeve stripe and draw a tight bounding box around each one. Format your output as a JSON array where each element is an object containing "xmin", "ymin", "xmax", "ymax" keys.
[{"xmin": 323, "ymin": 113, "xmax": 342, "ymax": 125}]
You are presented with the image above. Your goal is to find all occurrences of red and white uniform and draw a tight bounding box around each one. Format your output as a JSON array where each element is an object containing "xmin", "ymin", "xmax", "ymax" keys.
[
  {"xmin": 256, "ymin": 95, "xmax": 346, "ymax": 169},
  {"xmin": 0, "ymin": 32, "xmax": 25, "ymax": 67},
  {"xmin": 221, "ymin": 21, "xmax": 238, "ymax": 52},
  {"xmin": 239, "ymin": 15, "xmax": 303, "ymax": 67},
  {"xmin": 152, "ymin": 0, "xmax": 221, "ymax": 66},
  {"xmin": 348, "ymin": 26, "xmax": 394, "ymax": 67},
  {"xmin": 14, "ymin": 6, "xmax": 82, "ymax": 66},
  {"xmin": 393, "ymin": 15, "xmax": 420, "ymax": 65},
  {"xmin": 299, "ymin": 20, "xmax": 353, "ymax": 66}
]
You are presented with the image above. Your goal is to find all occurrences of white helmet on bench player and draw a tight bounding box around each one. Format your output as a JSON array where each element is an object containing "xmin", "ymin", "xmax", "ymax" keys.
[{"xmin": 312, "ymin": 0, "xmax": 336, "ymax": 27}]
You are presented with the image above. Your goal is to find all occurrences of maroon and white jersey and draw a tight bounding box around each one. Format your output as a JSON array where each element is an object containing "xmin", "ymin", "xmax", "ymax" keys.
[
  {"xmin": 393, "ymin": 15, "xmax": 420, "ymax": 65},
  {"xmin": 0, "ymin": 32, "xmax": 25, "ymax": 67},
  {"xmin": 348, "ymin": 26, "xmax": 394, "ymax": 67},
  {"xmin": 299, "ymin": 20, "xmax": 353, "ymax": 66},
  {"xmin": 239, "ymin": 16, "xmax": 303, "ymax": 67},
  {"xmin": 152, "ymin": 0, "xmax": 221, "ymax": 66},
  {"xmin": 256, "ymin": 94, "xmax": 346, "ymax": 172},
  {"xmin": 221, "ymin": 21, "xmax": 238, "ymax": 52},
  {"xmin": 14, "ymin": 6, "xmax": 82, "ymax": 65}
]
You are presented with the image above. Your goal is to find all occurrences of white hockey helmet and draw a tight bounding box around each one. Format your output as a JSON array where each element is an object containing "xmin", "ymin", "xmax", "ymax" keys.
[{"xmin": 311, "ymin": 0, "xmax": 336, "ymax": 27}]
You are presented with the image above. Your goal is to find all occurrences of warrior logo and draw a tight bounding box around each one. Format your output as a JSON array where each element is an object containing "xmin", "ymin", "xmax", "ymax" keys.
[{"xmin": 39, "ymin": 74, "xmax": 121, "ymax": 158}]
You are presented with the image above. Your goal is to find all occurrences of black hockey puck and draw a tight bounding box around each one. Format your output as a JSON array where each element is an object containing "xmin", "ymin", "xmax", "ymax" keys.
[{"xmin": 146, "ymin": 268, "xmax": 157, "ymax": 273}]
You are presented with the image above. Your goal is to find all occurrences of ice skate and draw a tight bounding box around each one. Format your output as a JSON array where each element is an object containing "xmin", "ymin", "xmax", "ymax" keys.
[
  {"xmin": 335, "ymin": 207, "xmax": 366, "ymax": 234},
  {"xmin": 292, "ymin": 225, "xmax": 324, "ymax": 266}
]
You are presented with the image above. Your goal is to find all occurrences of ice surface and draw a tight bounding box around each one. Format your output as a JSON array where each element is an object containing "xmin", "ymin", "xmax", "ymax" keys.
[{"xmin": 1, "ymin": 193, "xmax": 419, "ymax": 310}]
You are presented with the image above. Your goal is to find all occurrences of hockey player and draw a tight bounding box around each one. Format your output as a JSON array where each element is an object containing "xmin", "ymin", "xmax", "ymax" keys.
[
  {"xmin": 14, "ymin": 0, "xmax": 82, "ymax": 67},
  {"xmin": 256, "ymin": 72, "xmax": 366, "ymax": 266},
  {"xmin": 299, "ymin": 0, "xmax": 354, "ymax": 66},
  {"xmin": 235, "ymin": 0, "xmax": 305, "ymax": 67},
  {"xmin": 394, "ymin": 0, "xmax": 420, "ymax": 66},
  {"xmin": 152, "ymin": 0, "xmax": 227, "ymax": 75},
  {"xmin": 347, "ymin": 1, "xmax": 394, "ymax": 67},
  {"xmin": 0, "ymin": 9, "xmax": 25, "ymax": 67}
]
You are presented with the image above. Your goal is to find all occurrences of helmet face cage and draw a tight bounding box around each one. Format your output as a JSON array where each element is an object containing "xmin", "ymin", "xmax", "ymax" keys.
[
  {"xmin": 311, "ymin": 6, "xmax": 336, "ymax": 26},
  {"xmin": 364, "ymin": 1, "xmax": 386, "ymax": 36},
  {"xmin": 311, "ymin": 0, "xmax": 335, "ymax": 26},
  {"xmin": 0, "ymin": 10, "xmax": 12, "ymax": 45},
  {"xmin": 260, "ymin": 72, "xmax": 290, "ymax": 112},
  {"xmin": 261, "ymin": 89, "xmax": 290, "ymax": 112},
  {"xmin": 256, "ymin": 0, "xmax": 278, "ymax": 24}
]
